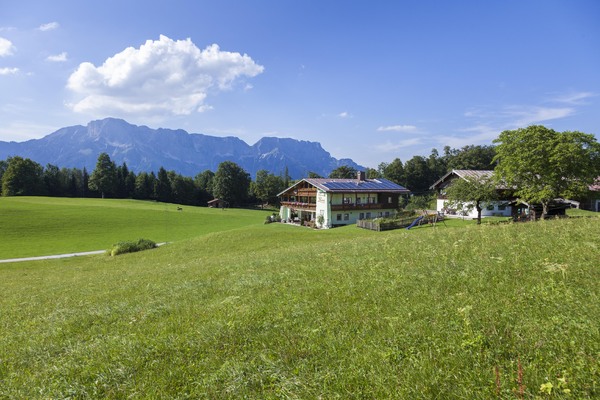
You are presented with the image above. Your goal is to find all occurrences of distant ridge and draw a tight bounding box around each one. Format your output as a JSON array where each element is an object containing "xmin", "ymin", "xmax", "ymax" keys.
[{"xmin": 0, "ymin": 118, "xmax": 363, "ymax": 179}]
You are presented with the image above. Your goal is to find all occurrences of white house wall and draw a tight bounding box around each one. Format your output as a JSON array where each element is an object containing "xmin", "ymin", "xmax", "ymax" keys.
[
  {"xmin": 329, "ymin": 209, "xmax": 396, "ymax": 226},
  {"xmin": 316, "ymin": 190, "xmax": 330, "ymax": 228},
  {"xmin": 437, "ymin": 199, "xmax": 512, "ymax": 219},
  {"xmin": 280, "ymin": 205, "xmax": 291, "ymax": 221}
]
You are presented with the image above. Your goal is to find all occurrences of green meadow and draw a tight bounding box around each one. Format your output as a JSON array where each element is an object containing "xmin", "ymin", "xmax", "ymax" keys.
[
  {"xmin": 0, "ymin": 197, "xmax": 273, "ymax": 259},
  {"xmin": 1, "ymin": 198, "xmax": 599, "ymax": 398}
]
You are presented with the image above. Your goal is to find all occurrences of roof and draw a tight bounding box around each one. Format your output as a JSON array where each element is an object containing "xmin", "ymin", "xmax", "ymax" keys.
[
  {"xmin": 430, "ymin": 169, "xmax": 498, "ymax": 190},
  {"xmin": 278, "ymin": 177, "xmax": 410, "ymax": 196}
]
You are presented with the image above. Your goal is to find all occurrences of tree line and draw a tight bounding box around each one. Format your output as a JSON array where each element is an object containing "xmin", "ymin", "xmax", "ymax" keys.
[
  {"xmin": 0, "ymin": 144, "xmax": 496, "ymax": 206},
  {"xmin": 0, "ymin": 153, "xmax": 292, "ymax": 207},
  {"xmin": 2, "ymin": 125, "xmax": 598, "ymax": 213}
]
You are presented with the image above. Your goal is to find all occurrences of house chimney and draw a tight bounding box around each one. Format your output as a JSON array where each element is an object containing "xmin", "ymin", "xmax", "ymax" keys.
[{"xmin": 357, "ymin": 171, "xmax": 366, "ymax": 181}]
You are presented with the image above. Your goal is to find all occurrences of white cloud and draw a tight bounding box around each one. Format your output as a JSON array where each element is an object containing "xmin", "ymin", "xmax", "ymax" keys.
[
  {"xmin": 454, "ymin": 95, "xmax": 584, "ymax": 149},
  {"xmin": 551, "ymin": 91, "xmax": 595, "ymax": 105},
  {"xmin": 0, "ymin": 67, "xmax": 19, "ymax": 75},
  {"xmin": 38, "ymin": 22, "xmax": 60, "ymax": 31},
  {"xmin": 337, "ymin": 111, "xmax": 351, "ymax": 118},
  {"xmin": 66, "ymin": 35, "xmax": 264, "ymax": 117},
  {"xmin": 377, "ymin": 124, "xmax": 417, "ymax": 133},
  {"xmin": 501, "ymin": 106, "xmax": 575, "ymax": 127},
  {"xmin": 438, "ymin": 124, "xmax": 500, "ymax": 149},
  {"xmin": 46, "ymin": 52, "xmax": 68, "ymax": 62},
  {"xmin": 0, "ymin": 37, "xmax": 15, "ymax": 56},
  {"xmin": 463, "ymin": 102, "xmax": 577, "ymax": 133},
  {"xmin": 373, "ymin": 138, "xmax": 422, "ymax": 152},
  {"xmin": 435, "ymin": 90, "xmax": 594, "ymax": 153}
]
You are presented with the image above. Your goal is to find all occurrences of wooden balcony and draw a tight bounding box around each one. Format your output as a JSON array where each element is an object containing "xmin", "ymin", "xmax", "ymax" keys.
[
  {"xmin": 281, "ymin": 201, "xmax": 316, "ymax": 211},
  {"xmin": 297, "ymin": 188, "xmax": 317, "ymax": 196},
  {"xmin": 331, "ymin": 202, "xmax": 396, "ymax": 211}
]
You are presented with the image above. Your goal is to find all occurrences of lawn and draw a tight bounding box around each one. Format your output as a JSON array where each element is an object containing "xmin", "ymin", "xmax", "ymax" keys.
[
  {"xmin": 0, "ymin": 199, "xmax": 599, "ymax": 398},
  {"xmin": 0, "ymin": 197, "xmax": 273, "ymax": 258}
]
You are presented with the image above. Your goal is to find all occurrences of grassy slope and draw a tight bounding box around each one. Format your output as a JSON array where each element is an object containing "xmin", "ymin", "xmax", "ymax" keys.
[
  {"xmin": 0, "ymin": 197, "xmax": 273, "ymax": 258},
  {"xmin": 1, "ymin": 207, "xmax": 599, "ymax": 398}
]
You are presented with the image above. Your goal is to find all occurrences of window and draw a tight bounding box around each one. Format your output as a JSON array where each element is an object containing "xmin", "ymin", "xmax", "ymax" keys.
[
  {"xmin": 498, "ymin": 204, "xmax": 506, "ymax": 211},
  {"xmin": 356, "ymin": 197, "xmax": 361, "ymax": 204},
  {"xmin": 366, "ymin": 212, "xmax": 371, "ymax": 219},
  {"xmin": 336, "ymin": 214, "xmax": 342, "ymax": 221},
  {"xmin": 344, "ymin": 213, "xmax": 349, "ymax": 221},
  {"xmin": 388, "ymin": 196, "xmax": 393, "ymax": 203},
  {"xmin": 359, "ymin": 212, "xmax": 365, "ymax": 220},
  {"xmin": 343, "ymin": 197, "xmax": 352, "ymax": 204},
  {"xmin": 385, "ymin": 211, "xmax": 390, "ymax": 217},
  {"xmin": 487, "ymin": 204, "xmax": 495, "ymax": 211}
]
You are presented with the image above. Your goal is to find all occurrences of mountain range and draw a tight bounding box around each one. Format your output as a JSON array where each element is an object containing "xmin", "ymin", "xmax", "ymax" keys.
[{"xmin": 0, "ymin": 118, "xmax": 363, "ymax": 179}]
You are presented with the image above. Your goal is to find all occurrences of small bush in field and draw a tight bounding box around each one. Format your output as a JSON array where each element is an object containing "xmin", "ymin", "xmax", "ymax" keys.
[
  {"xmin": 108, "ymin": 238, "xmax": 157, "ymax": 256},
  {"xmin": 264, "ymin": 213, "xmax": 281, "ymax": 224}
]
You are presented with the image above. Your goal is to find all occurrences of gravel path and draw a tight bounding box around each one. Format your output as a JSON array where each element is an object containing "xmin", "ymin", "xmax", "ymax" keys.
[
  {"xmin": 0, "ymin": 243, "xmax": 167, "ymax": 264},
  {"xmin": 0, "ymin": 250, "xmax": 106, "ymax": 264}
]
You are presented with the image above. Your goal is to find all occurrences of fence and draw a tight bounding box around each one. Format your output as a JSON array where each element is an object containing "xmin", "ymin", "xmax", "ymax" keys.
[{"xmin": 356, "ymin": 216, "xmax": 418, "ymax": 231}]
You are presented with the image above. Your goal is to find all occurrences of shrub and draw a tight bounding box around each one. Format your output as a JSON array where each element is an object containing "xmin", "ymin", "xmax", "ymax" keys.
[
  {"xmin": 107, "ymin": 238, "xmax": 157, "ymax": 256},
  {"xmin": 264, "ymin": 213, "xmax": 281, "ymax": 224},
  {"xmin": 317, "ymin": 214, "xmax": 325, "ymax": 228},
  {"xmin": 405, "ymin": 194, "xmax": 435, "ymax": 211},
  {"xmin": 395, "ymin": 210, "xmax": 418, "ymax": 218}
]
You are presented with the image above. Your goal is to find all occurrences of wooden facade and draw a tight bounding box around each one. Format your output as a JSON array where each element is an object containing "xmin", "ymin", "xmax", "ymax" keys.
[{"xmin": 278, "ymin": 172, "xmax": 410, "ymax": 228}]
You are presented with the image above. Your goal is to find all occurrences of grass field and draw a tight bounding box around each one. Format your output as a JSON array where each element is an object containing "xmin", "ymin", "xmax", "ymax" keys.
[
  {"xmin": 1, "ymin": 198, "xmax": 599, "ymax": 398},
  {"xmin": 0, "ymin": 197, "xmax": 273, "ymax": 258}
]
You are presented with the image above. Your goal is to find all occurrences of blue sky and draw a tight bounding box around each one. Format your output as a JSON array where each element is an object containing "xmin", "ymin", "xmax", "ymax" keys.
[{"xmin": 1, "ymin": 1, "xmax": 599, "ymax": 169}]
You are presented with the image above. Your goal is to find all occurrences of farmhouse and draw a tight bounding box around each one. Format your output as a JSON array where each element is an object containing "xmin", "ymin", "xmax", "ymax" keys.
[
  {"xmin": 430, "ymin": 170, "xmax": 513, "ymax": 218},
  {"xmin": 278, "ymin": 171, "xmax": 410, "ymax": 228},
  {"xmin": 579, "ymin": 179, "xmax": 600, "ymax": 212}
]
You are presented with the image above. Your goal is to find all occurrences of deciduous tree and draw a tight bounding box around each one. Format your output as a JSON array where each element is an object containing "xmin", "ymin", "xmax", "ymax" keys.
[
  {"xmin": 403, "ymin": 156, "xmax": 432, "ymax": 194},
  {"xmin": 378, "ymin": 158, "xmax": 404, "ymax": 185},
  {"xmin": 329, "ymin": 165, "xmax": 357, "ymax": 179},
  {"xmin": 444, "ymin": 175, "xmax": 498, "ymax": 224},
  {"xmin": 365, "ymin": 167, "xmax": 381, "ymax": 179},
  {"xmin": 1, "ymin": 156, "xmax": 45, "ymax": 196},
  {"xmin": 493, "ymin": 125, "xmax": 600, "ymax": 218},
  {"xmin": 194, "ymin": 170, "xmax": 215, "ymax": 195},
  {"xmin": 445, "ymin": 145, "xmax": 496, "ymax": 171},
  {"xmin": 212, "ymin": 161, "xmax": 251, "ymax": 206},
  {"xmin": 251, "ymin": 169, "xmax": 285, "ymax": 207}
]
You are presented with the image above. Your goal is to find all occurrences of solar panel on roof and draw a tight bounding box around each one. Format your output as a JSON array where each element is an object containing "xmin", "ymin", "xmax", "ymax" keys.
[{"xmin": 321, "ymin": 179, "xmax": 407, "ymax": 191}]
